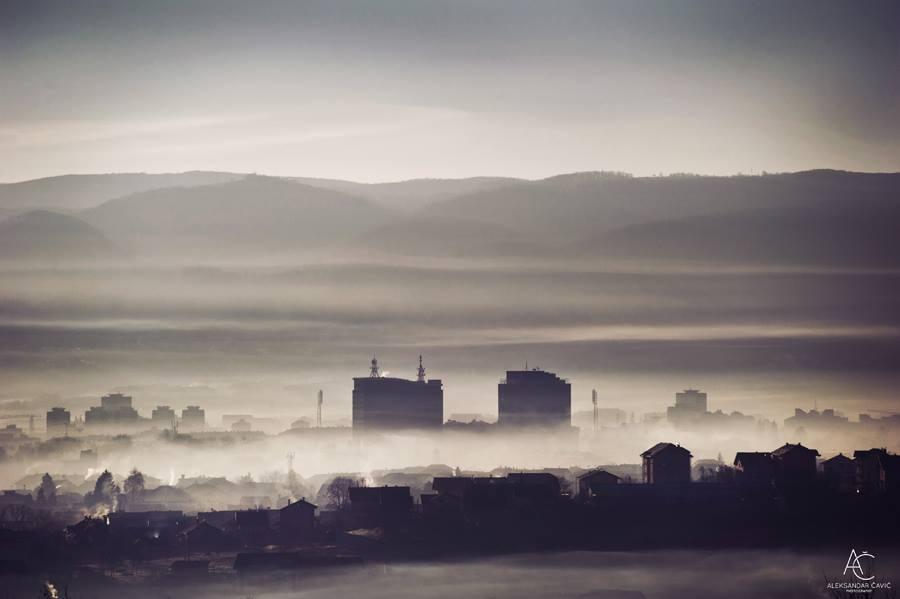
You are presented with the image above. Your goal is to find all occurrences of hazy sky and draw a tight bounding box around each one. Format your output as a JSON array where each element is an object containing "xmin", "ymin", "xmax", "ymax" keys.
[{"xmin": 1, "ymin": 0, "xmax": 898, "ymax": 182}]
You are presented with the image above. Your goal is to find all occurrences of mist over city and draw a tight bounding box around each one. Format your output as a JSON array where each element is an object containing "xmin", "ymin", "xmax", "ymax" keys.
[{"xmin": 1, "ymin": 1, "xmax": 899, "ymax": 598}]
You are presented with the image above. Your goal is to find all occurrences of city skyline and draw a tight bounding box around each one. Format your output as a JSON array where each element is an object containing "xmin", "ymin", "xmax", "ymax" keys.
[{"xmin": 1, "ymin": 2, "xmax": 898, "ymax": 595}]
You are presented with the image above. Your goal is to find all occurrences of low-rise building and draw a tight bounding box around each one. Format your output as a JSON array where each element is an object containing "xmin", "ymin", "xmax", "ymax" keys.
[
  {"xmin": 577, "ymin": 470, "xmax": 622, "ymax": 500},
  {"xmin": 641, "ymin": 443, "xmax": 692, "ymax": 485},
  {"xmin": 854, "ymin": 448, "xmax": 900, "ymax": 495},
  {"xmin": 279, "ymin": 498, "xmax": 317, "ymax": 539},
  {"xmin": 734, "ymin": 452, "xmax": 775, "ymax": 486},
  {"xmin": 822, "ymin": 453, "xmax": 855, "ymax": 492},
  {"xmin": 348, "ymin": 486, "xmax": 413, "ymax": 527},
  {"xmin": 771, "ymin": 442, "xmax": 819, "ymax": 483}
]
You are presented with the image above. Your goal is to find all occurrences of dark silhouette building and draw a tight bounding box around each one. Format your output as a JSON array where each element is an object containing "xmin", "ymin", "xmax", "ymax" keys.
[
  {"xmin": 771, "ymin": 442, "xmax": 819, "ymax": 483},
  {"xmin": 641, "ymin": 443, "xmax": 692, "ymax": 484},
  {"xmin": 279, "ymin": 498, "xmax": 316, "ymax": 539},
  {"xmin": 822, "ymin": 453, "xmax": 855, "ymax": 492},
  {"xmin": 45, "ymin": 407, "xmax": 71, "ymax": 438},
  {"xmin": 497, "ymin": 368, "xmax": 571, "ymax": 428},
  {"xmin": 230, "ymin": 509, "xmax": 274, "ymax": 545},
  {"xmin": 430, "ymin": 473, "xmax": 562, "ymax": 512},
  {"xmin": 577, "ymin": 469, "xmax": 622, "ymax": 500},
  {"xmin": 734, "ymin": 452, "xmax": 775, "ymax": 486},
  {"xmin": 352, "ymin": 356, "xmax": 443, "ymax": 431},
  {"xmin": 178, "ymin": 521, "xmax": 239, "ymax": 553},
  {"xmin": 854, "ymin": 448, "xmax": 900, "ymax": 495},
  {"xmin": 348, "ymin": 486, "xmax": 413, "ymax": 526}
]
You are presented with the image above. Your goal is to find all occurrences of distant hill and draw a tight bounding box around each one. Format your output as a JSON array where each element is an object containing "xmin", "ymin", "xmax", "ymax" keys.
[
  {"xmin": 585, "ymin": 197, "xmax": 900, "ymax": 268},
  {"xmin": 5, "ymin": 169, "xmax": 899, "ymax": 266},
  {"xmin": 350, "ymin": 215, "xmax": 544, "ymax": 258},
  {"xmin": 0, "ymin": 171, "xmax": 244, "ymax": 217},
  {"xmin": 0, "ymin": 172, "xmax": 522, "ymax": 220},
  {"xmin": 81, "ymin": 175, "xmax": 389, "ymax": 258},
  {"xmin": 289, "ymin": 176, "xmax": 523, "ymax": 211},
  {"xmin": 0, "ymin": 210, "xmax": 117, "ymax": 263},
  {"xmin": 421, "ymin": 170, "xmax": 900, "ymax": 242}
]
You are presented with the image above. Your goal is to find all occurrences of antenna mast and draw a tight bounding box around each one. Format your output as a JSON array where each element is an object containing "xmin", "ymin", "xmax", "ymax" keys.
[
  {"xmin": 417, "ymin": 355, "xmax": 426, "ymax": 383},
  {"xmin": 369, "ymin": 355, "xmax": 380, "ymax": 378},
  {"xmin": 317, "ymin": 389, "xmax": 323, "ymax": 427}
]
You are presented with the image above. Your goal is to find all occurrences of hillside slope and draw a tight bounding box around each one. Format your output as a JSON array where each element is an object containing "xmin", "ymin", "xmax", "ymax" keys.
[
  {"xmin": 0, "ymin": 210, "xmax": 118, "ymax": 263},
  {"xmin": 82, "ymin": 175, "xmax": 389, "ymax": 258},
  {"xmin": 0, "ymin": 171, "xmax": 244, "ymax": 217}
]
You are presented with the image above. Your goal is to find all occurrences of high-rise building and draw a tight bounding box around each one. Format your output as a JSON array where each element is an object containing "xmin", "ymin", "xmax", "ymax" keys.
[
  {"xmin": 85, "ymin": 393, "xmax": 139, "ymax": 427},
  {"xmin": 675, "ymin": 389, "xmax": 707, "ymax": 411},
  {"xmin": 181, "ymin": 405, "xmax": 206, "ymax": 430},
  {"xmin": 46, "ymin": 407, "xmax": 71, "ymax": 438},
  {"xmin": 151, "ymin": 405, "xmax": 177, "ymax": 427},
  {"xmin": 666, "ymin": 389, "xmax": 708, "ymax": 426},
  {"xmin": 352, "ymin": 356, "xmax": 443, "ymax": 431},
  {"xmin": 498, "ymin": 368, "xmax": 571, "ymax": 428}
]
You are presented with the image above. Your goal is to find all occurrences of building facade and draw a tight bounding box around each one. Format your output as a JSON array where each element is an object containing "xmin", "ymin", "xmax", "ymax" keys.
[
  {"xmin": 666, "ymin": 389, "xmax": 708, "ymax": 426},
  {"xmin": 46, "ymin": 407, "xmax": 71, "ymax": 438},
  {"xmin": 641, "ymin": 442, "xmax": 692, "ymax": 484},
  {"xmin": 352, "ymin": 356, "xmax": 443, "ymax": 431},
  {"xmin": 497, "ymin": 369, "xmax": 571, "ymax": 428},
  {"xmin": 577, "ymin": 469, "xmax": 622, "ymax": 500},
  {"xmin": 84, "ymin": 393, "xmax": 139, "ymax": 427},
  {"xmin": 181, "ymin": 405, "xmax": 206, "ymax": 430},
  {"xmin": 151, "ymin": 405, "xmax": 176, "ymax": 427},
  {"xmin": 771, "ymin": 442, "xmax": 820, "ymax": 483}
]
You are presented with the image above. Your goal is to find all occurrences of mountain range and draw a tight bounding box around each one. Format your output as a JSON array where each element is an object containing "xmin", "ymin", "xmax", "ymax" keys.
[{"xmin": 0, "ymin": 169, "xmax": 897, "ymax": 267}]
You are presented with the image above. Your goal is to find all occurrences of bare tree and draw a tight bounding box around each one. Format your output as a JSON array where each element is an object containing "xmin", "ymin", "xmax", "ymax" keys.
[{"xmin": 319, "ymin": 477, "xmax": 361, "ymax": 511}]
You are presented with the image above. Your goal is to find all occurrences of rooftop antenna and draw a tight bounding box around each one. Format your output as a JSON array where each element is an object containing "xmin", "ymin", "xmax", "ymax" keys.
[
  {"xmin": 317, "ymin": 390, "xmax": 323, "ymax": 427},
  {"xmin": 369, "ymin": 355, "xmax": 380, "ymax": 378},
  {"xmin": 417, "ymin": 355, "xmax": 426, "ymax": 383},
  {"xmin": 592, "ymin": 389, "xmax": 599, "ymax": 433}
]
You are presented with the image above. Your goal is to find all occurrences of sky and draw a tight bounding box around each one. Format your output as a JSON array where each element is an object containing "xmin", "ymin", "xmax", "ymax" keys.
[{"xmin": 1, "ymin": 0, "xmax": 898, "ymax": 183}]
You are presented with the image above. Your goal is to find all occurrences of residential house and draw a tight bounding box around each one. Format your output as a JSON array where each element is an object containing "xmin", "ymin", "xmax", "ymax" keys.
[{"xmin": 641, "ymin": 443, "xmax": 692, "ymax": 484}]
